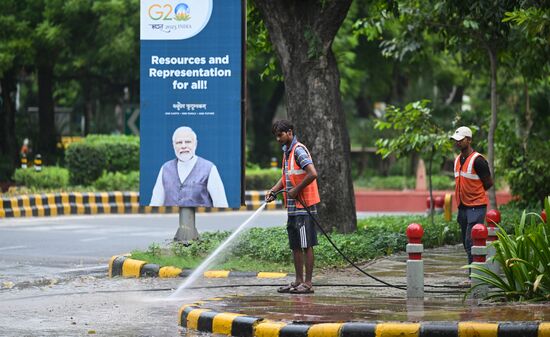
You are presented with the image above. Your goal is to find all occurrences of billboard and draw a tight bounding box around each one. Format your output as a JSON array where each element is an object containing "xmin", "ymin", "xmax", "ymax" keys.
[{"xmin": 140, "ymin": 0, "xmax": 244, "ymax": 208}]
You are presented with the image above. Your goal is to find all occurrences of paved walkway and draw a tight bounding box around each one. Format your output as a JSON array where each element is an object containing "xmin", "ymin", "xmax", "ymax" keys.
[{"xmin": 180, "ymin": 244, "xmax": 550, "ymax": 323}]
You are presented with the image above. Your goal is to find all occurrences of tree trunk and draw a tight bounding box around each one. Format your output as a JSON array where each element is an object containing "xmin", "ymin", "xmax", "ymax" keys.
[
  {"xmin": 249, "ymin": 81, "xmax": 284, "ymax": 166},
  {"xmin": 0, "ymin": 69, "xmax": 18, "ymax": 172},
  {"xmin": 81, "ymin": 81, "xmax": 92, "ymax": 135},
  {"xmin": 487, "ymin": 47, "xmax": 498, "ymax": 210},
  {"xmin": 37, "ymin": 62, "xmax": 57, "ymax": 163},
  {"xmin": 522, "ymin": 80, "xmax": 532, "ymax": 153},
  {"xmin": 428, "ymin": 147, "xmax": 435, "ymax": 225},
  {"xmin": 254, "ymin": 0, "xmax": 356, "ymax": 233}
]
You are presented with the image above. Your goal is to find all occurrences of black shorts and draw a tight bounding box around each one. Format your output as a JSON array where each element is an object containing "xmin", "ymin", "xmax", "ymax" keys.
[{"xmin": 287, "ymin": 215, "xmax": 318, "ymax": 250}]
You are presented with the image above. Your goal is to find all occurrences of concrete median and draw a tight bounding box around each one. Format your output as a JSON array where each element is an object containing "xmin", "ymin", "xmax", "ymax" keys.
[
  {"xmin": 179, "ymin": 302, "xmax": 550, "ymax": 337},
  {"xmin": 0, "ymin": 191, "xmax": 283, "ymax": 218},
  {"xmin": 108, "ymin": 255, "xmax": 288, "ymax": 279}
]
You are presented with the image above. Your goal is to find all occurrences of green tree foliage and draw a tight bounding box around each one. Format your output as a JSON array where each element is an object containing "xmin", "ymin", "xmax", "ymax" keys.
[
  {"xmin": 375, "ymin": 100, "xmax": 453, "ymax": 222},
  {"xmin": 381, "ymin": 0, "xmax": 523, "ymax": 209},
  {"xmin": 0, "ymin": 1, "xmax": 33, "ymax": 175},
  {"xmin": 498, "ymin": 118, "xmax": 550, "ymax": 207}
]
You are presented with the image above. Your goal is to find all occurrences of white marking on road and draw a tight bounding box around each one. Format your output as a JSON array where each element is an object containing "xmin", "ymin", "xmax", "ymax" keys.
[
  {"xmin": 0, "ymin": 245, "xmax": 27, "ymax": 251},
  {"xmin": 12, "ymin": 225, "xmax": 92, "ymax": 231},
  {"xmin": 79, "ymin": 237, "xmax": 108, "ymax": 242},
  {"xmin": 128, "ymin": 232, "xmax": 169, "ymax": 237},
  {"xmin": 58, "ymin": 265, "xmax": 108, "ymax": 274}
]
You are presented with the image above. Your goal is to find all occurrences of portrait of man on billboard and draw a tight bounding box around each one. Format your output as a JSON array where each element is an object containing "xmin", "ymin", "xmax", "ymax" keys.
[{"xmin": 149, "ymin": 126, "xmax": 228, "ymax": 207}]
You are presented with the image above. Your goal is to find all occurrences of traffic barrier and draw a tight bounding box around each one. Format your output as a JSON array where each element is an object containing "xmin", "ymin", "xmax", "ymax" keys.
[
  {"xmin": 0, "ymin": 191, "xmax": 283, "ymax": 218},
  {"xmin": 406, "ymin": 223, "xmax": 424, "ymax": 299},
  {"xmin": 179, "ymin": 302, "xmax": 550, "ymax": 337},
  {"xmin": 20, "ymin": 154, "xmax": 28, "ymax": 169},
  {"xmin": 425, "ymin": 195, "xmax": 444, "ymax": 214},
  {"xmin": 470, "ymin": 224, "xmax": 488, "ymax": 299},
  {"xmin": 34, "ymin": 154, "xmax": 42, "ymax": 172},
  {"xmin": 108, "ymin": 255, "xmax": 287, "ymax": 279},
  {"xmin": 485, "ymin": 209, "xmax": 501, "ymax": 274}
]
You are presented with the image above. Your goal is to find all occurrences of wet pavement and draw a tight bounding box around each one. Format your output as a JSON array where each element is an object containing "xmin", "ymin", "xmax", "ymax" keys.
[
  {"xmin": 189, "ymin": 244, "xmax": 550, "ymax": 323},
  {"xmin": 1, "ymin": 244, "xmax": 549, "ymax": 336}
]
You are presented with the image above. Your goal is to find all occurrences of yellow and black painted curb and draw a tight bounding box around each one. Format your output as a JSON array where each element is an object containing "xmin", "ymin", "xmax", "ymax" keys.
[
  {"xmin": 0, "ymin": 191, "xmax": 282, "ymax": 218},
  {"xmin": 179, "ymin": 303, "xmax": 550, "ymax": 337},
  {"xmin": 108, "ymin": 255, "xmax": 288, "ymax": 279}
]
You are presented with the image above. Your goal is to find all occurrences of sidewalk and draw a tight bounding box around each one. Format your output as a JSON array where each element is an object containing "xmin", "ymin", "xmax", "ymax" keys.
[{"xmin": 177, "ymin": 244, "xmax": 550, "ymax": 326}]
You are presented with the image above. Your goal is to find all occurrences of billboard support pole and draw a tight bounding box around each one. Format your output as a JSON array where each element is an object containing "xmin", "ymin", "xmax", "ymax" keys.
[{"xmin": 174, "ymin": 207, "xmax": 198, "ymax": 243}]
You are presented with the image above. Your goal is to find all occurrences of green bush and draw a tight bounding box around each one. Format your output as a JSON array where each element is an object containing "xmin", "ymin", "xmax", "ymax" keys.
[
  {"xmin": 245, "ymin": 169, "xmax": 281, "ymax": 190},
  {"xmin": 146, "ymin": 213, "xmax": 461, "ymax": 269},
  {"xmin": 65, "ymin": 135, "xmax": 139, "ymax": 186},
  {"xmin": 354, "ymin": 174, "xmax": 453, "ymax": 190},
  {"xmin": 65, "ymin": 142, "xmax": 106, "ymax": 186},
  {"xmin": 13, "ymin": 166, "xmax": 69, "ymax": 189},
  {"xmin": 469, "ymin": 197, "xmax": 550, "ymax": 302},
  {"xmin": 92, "ymin": 171, "xmax": 139, "ymax": 191},
  {"xmin": 85, "ymin": 134, "xmax": 140, "ymax": 172},
  {"xmin": 231, "ymin": 215, "xmax": 461, "ymax": 267},
  {"xmin": 504, "ymin": 140, "xmax": 550, "ymax": 207}
]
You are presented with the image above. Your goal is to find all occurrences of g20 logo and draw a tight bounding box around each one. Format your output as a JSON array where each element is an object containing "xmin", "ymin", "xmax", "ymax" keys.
[
  {"xmin": 148, "ymin": 3, "xmax": 191, "ymax": 21},
  {"xmin": 141, "ymin": 0, "xmax": 212, "ymax": 40}
]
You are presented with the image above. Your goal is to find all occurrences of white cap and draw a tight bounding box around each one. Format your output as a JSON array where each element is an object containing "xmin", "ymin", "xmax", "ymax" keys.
[{"xmin": 450, "ymin": 126, "xmax": 472, "ymax": 141}]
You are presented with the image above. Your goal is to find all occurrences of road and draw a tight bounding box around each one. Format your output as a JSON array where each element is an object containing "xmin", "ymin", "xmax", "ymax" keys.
[
  {"xmin": 0, "ymin": 210, "xmax": 422, "ymax": 336},
  {"xmin": 0, "ymin": 210, "xmax": 289, "ymax": 286},
  {"xmin": 0, "ymin": 210, "xmax": 417, "ymax": 287}
]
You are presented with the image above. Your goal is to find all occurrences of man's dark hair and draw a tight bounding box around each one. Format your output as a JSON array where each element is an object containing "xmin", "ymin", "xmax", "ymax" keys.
[{"xmin": 272, "ymin": 120, "xmax": 294, "ymax": 135}]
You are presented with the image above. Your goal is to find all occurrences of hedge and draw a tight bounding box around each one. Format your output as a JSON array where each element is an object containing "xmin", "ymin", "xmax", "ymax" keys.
[
  {"xmin": 92, "ymin": 171, "xmax": 140, "ymax": 191},
  {"xmin": 13, "ymin": 167, "xmax": 69, "ymax": 189},
  {"xmin": 245, "ymin": 169, "xmax": 280, "ymax": 190},
  {"xmin": 65, "ymin": 135, "xmax": 139, "ymax": 186}
]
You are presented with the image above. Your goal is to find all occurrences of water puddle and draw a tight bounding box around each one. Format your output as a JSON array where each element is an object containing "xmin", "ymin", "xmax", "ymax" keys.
[{"xmin": 196, "ymin": 294, "xmax": 550, "ymax": 322}]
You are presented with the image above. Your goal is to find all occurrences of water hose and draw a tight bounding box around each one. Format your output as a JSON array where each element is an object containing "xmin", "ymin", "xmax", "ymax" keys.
[{"xmin": 269, "ymin": 189, "xmax": 465, "ymax": 294}]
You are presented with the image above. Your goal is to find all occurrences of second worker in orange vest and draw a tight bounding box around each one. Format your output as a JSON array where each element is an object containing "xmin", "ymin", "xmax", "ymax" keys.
[{"xmin": 450, "ymin": 126, "xmax": 494, "ymax": 284}]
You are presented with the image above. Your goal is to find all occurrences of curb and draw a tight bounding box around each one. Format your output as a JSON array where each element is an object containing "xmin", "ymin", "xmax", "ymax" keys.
[
  {"xmin": 0, "ymin": 191, "xmax": 283, "ymax": 218},
  {"xmin": 179, "ymin": 302, "xmax": 550, "ymax": 337},
  {"xmin": 108, "ymin": 256, "xmax": 288, "ymax": 279}
]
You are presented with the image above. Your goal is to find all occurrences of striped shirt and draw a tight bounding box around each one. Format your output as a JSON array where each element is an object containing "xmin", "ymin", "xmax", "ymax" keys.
[{"xmin": 282, "ymin": 137, "xmax": 318, "ymax": 216}]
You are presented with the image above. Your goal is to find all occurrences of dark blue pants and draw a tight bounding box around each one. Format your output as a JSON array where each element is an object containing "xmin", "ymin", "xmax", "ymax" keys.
[{"xmin": 457, "ymin": 206, "xmax": 487, "ymax": 266}]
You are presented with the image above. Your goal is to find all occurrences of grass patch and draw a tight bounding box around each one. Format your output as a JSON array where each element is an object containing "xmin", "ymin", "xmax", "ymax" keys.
[{"xmin": 130, "ymin": 213, "xmax": 463, "ymax": 272}]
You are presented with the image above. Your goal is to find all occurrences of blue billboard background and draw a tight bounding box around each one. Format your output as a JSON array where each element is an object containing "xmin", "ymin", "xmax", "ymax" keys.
[{"xmin": 140, "ymin": 0, "xmax": 243, "ymax": 207}]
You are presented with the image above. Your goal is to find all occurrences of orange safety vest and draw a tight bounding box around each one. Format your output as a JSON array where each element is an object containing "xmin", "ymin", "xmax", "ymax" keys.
[
  {"xmin": 454, "ymin": 151, "xmax": 488, "ymax": 207},
  {"xmin": 282, "ymin": 142, "xmax": 321, "ymax": 208}
]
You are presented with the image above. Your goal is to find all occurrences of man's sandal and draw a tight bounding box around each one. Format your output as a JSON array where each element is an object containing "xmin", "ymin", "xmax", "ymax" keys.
[
  {"xmin": 277, "ymin": 282, "xmax": 300, "ymax": 293},
  {"xmin": 289, "ymin": 283, "xmax": 314, "ymax": 294}
]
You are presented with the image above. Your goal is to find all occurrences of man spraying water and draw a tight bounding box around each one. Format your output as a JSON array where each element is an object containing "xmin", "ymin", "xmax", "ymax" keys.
[{"xmin": 265, "ymin": 120, "xmax": 320, "ymax": 294}]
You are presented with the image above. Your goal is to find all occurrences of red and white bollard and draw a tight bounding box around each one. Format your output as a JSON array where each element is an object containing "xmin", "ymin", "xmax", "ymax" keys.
[
  {"xmin": 435, "ymin": 196, "xmax": 444, "ymax": 214},
  {"xmin": 471, "ymin": 224, "xmax": 488, "ymax": 298},
  {"xmin": 425, "ymin": 197, "xmax": 433, "ymax": 214},
  {"xmin": 485, "ymin": 209, "xmax": 501, "ymax": 274},
  {"xmin": 406, "ymin": 223, "xmax": 424, "ymax": 299}
]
